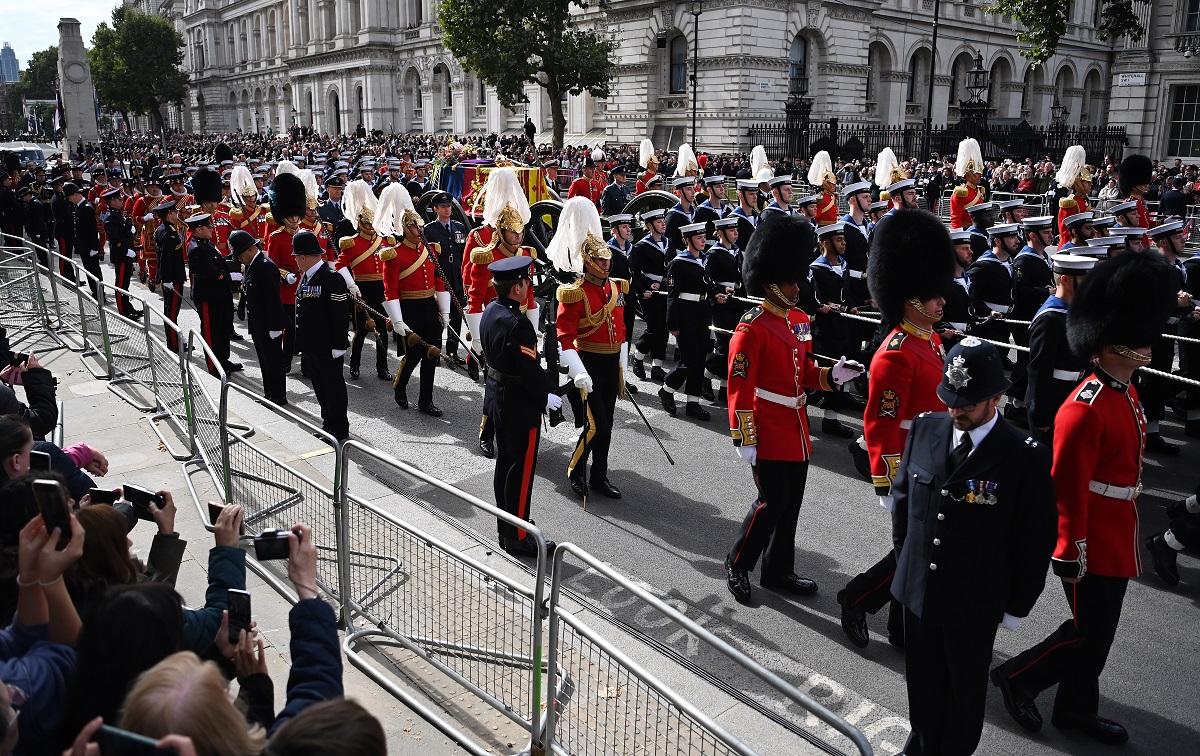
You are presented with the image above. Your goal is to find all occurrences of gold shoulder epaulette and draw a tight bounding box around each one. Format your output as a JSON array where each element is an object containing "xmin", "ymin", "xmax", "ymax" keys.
[
  {"xmin": 268, "ymin": 226, "xmax": 286, "ymax": 236},
  {"xmin": 471, "ymin": 247, "xmax": 495, "ymax": 265},
  {"xmin": 1059, "ymin": 196, "xmax": 1077, "ymax": 209},
  {"xmin": 229, "ymin": 207, "xmax": 243, "ymax": 222},
  {"xmin": 339, "ymin": 237, "xmax": 356, "ymax": 250},
  {"xmin": 522, "ymin": 245, "xmax": 538, "ymax": 261},
  {"xmin": 953, "ymin": 185, "xmax": 968, "ymax": 198},
  {"xmin": 886, "ymin": 330, "xmax": 908, "ymax": 351},
  {"xmin": 557, "ymin": 281, "xmax": 585, "ymax": 304},
  {"xmin": 613, "ymin": 277, "xmax": 630, "ymax": 294},
  {"xmin": 264, "ymin": 213, "xmax": 275, "ymax": 224},
  {"xmin": 379, "ymin": 246, "xmax": 398, "ymax": 262}
]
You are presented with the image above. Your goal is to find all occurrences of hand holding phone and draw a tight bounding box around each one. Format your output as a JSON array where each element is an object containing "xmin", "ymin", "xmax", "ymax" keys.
[
  {"xmin": 97, "ymin": 724, "xmax": 180, "ymax": 756},
  {"xmin": 253, "ymin": 528, "xmax": 297, "ymax": 561},
  {"xmin": 87, "ymin": 487, "xmax": 119, "ymax": 506},
  {"xmin": 29, "ymin": 449, "xmax": 52, "ymax": 473},
  {"xmin": 122, "ymin": 484, "xmax": 164, "ymax": 522},
  {"xmin": 227, "ymin": 588, "xmax": 252, "ymax": 645},
  {"xmin": 33, "ymin": 480, "xmax": 72, "ymax": 545}
]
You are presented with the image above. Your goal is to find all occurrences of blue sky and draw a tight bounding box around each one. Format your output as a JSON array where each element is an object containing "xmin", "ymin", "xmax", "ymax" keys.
[{"xmin": 7, "ymin": 1, "xmax": 115, "ymax": 71}]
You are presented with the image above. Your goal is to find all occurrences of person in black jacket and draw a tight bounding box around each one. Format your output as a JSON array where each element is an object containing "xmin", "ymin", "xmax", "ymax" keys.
[
  {"xmin": 891, "ymin": 338, "xmax": 1056, "ymax": 756},
  {"xmin": 808, "ymin": 223, "xmax": 859, "ymax": 438},
  {"xmin": 702, "ymin": 217, "xmax": 744, "ymax": 403},
  {"xmin": 102, "ymin": 188, "xmax": 144, "ymax": 319},
  {"xmin": 660, "ymin": 222, "xmax": 716, "ymax": 421},
  {"xmin": 0, "ymin": 352, "xmax": 58, "ymax": 439},
  {"xmin": 422, "ymin": 192, "xmax": 468, "ymax": 363},
  {"xmin": 153, "ymin": 201, "xmax": 185, "ymax": 351},
  {"xmin": 18, "ymin": 186, "xmax": 49, "ymax": 266},
  {"xmin": 1159, "ymin": 177, "xmax": 1190, "ymax": 219},
  {"xmin": 186, "ymin": 213, "xmax": 240, "ymax": 376},
  {"xmin": 50, "ymin": 174, "xmax": 76, "ymax": 279},
  {"xmin": 232, "ymin": 230, "xmax": 288, "ymax": 405},
  {"xmin": 293, "ymin": 231, "xmax": 350, "ymax": 441},
  {"xmin": 480, "ymin": 256, "xmax": 558, "ymax": 557},
  {"xmin": 629, "ymin": 209, "xmax": 670, "ymax": 381},
  {"xmin": 67, "ymin": 183, "xmax": 103, "ymax": 298},
  {"xmin": 600, "ymin": 165, "xmax": 632, "ymax": 216}
]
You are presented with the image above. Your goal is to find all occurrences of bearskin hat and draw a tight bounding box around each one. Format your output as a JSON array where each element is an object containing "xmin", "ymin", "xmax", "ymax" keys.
[
  {"xmin": 2, "ymin": 152, "xmax": 21, "ymax": 173},
  {"xmin": 1118, "ymin": 154, "xmax": 1153, "ymax": 197},
  {"xmin": 1067, "ymin": 251, "xmax": 1176, "ymax": 359},
  {"xmin": 867, "ymin": 209, "xmax": 955, "ymax": 326},
  {"xmin": 742, "ymin": 214, "xmax": 812, "ymax": 297},
  {"xmin": 214, "ymin": 142, "xmax": 234, "ymax": 165},
  {"xmin": 268, "ymin": 172, "xmax": 307, "ymax": 221},
  {"xmin": 191, "ymin": 167, "xmax": 223, "ymax": 205}
]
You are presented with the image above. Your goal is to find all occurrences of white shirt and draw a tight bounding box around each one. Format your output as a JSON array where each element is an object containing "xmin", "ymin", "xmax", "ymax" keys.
[
  {"xmin": 301, "ymin": 259, "xmax": 325, "ymax": 283},
  {"xmin": 951, "ymin": 408, "xmax": 1000, "ymax": 457}
]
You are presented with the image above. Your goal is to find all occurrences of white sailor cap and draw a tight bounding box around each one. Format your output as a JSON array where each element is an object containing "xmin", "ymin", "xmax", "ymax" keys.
[
  {"xmin": 1108, "ymin": 200, "xmax": 1138, "ymax": 215},
  {"xmin": 736, "ymin": 179, "xmax": 759, "ymax": 191},
  {"xmin": 713, "ymin": 216, "xmax": 739, "ymax": 230},
  {"xmin": 796, "ymin": 193, "xmax": 821, "ymax": 206},
  {"xmin": 645, "ymin": 174, "xmax": 665, "ymax": 186},
  {"xmin": 680, "ymin": 222, "xmax": 707, "ymax": 237},
  {"xmin": 949, "ymin": 230, "xmax": 973, "ymax": 243},
  {"xmin": 1148, "ymin": 219, "xmax": 1186, "ymax": 239},
  {"xmin": 869, "ymin": 200, "xmax": 889, "ymax": 211},
  {"xmin": 640, "ymin": 208, "xmax": 667, "ymax": 222},
  {"xmin": 609, "ymin": 213, "xmax": 634, "ymax": 225},
  {"xmin": 672, "ymin": 176, "xmax": 697, "ymax": 189},
  {"xmin": 767, "ymin": 175, "xmax": 793, "ymax": 188},
  {"xmin": 988, "ymin": 223, "xmax": 1021, "ymax": 238},
  {"xmin": 967, "ymin": 201, "xmax": 996, "ymax": 216},
  {"xmin": 841, "ymin": 181, "xmax": 871, "ymax": 197},
  {"xmin": 1051, "ymin": 253, "xmax": 1097, "ymax": 275},
  {"xmin": 886, "ymin": 178, "xmax": 916, "ymax": 194},
  {"xmin": 702, "ymin": 175, "xmax": 725, "ymax": 186},
  {"xmin": 1063, "ymin": 211, "xmax": 1094, "ymax": 228},
  {"xmin": 1084, "ymin": 236, "xmax": 1124, "ymax": 250},
  {"xmin": 1090, "ymin": 215, "xmax": 1116, "ymax": 228},
  {"xmin": 817, "ymin": 221, "xmax": 847, "ymax": 238},
  {"xmin": 996, "ymin": 199, "xmax": 1026, "ymax": 212},
  {"xmin": 1021, "ymin": 215, "xmax": 1055, "ymax": 230},
  {"xmin": 1109, "ymin": 226, "xmax": 1146, "ymax": 238}
]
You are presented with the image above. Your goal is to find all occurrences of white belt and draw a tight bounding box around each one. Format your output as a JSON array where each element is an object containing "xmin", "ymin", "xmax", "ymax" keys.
[
  {"xmin": 947, "ymin": 322, "xmax": 967, "ymax": 330},
  {"xmin": 1088, "ymin": 480, "xmax": 1142, "ymax": 501},
  {"xmin": 755, "ymin": 387, "xmax": 807, "ymax": 409},
  {"xmin": 716, "ymin": 281, "xmax": 737, "ymax": 289},
  {"xmin": 1052, "ymin": 368, "xmax": 1084, "ymax": 382},
  {"xmin": 643, "ymin": 273, "xmax": 663, "ymax": 282},
  {"xmin": 899, "ymin": 419, "xmax": 912, "ymax": 429},
  {"xmin": 848, "ymin": 270, "xmax": 864, "ymax": 279},
  {"xmin": 984, "ymin": 301, "xmax": 1013, "ymax": 315},
  {"xmin": 678, "ymin": 292, "xmax": 703, "ymax": 302}
]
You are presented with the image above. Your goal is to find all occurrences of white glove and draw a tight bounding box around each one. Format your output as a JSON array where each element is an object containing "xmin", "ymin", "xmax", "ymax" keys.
[
  {"xmin": 464, "ymin": 311, "xmax": 483, "ymax": 345},
  {"xmin": 162, "ymin": 282, "xmax": 174, "ymax": 292},
  {"xmin": 879, "ymin": 495, "xmax": 895, "ymax": 513},
  {"xmin": 436, "ymin": 290, "xmax": 451, "ymax": 327},
  {"xmin": 831, "ymin": 356, "xmax": 866, "ymax": 386},
  {"xmin": 736, "ymin": 446, "xmax": 757, "ymax": 465},
  {"xmin": 561, "ymin": 349, "xmax": 593, "ymax": 392},
  {"xmin": 620, "ymin": 342, "xmax": 630, "ymax": 376},
  {"xmin": 332, "ymin": 348, "xmax": 346, "ymax": 359},
  {"xmin": 143, "ymin": 213, "xmax": 155, "ymax": 222},
  {"xmin": 230, "ymin": 272, "xmax": 244, "ymax": 282},
  {"xmin": 269, "ymin": 330, "xmax": 283, "ymax": 339},
  {"xmin": 337, "ymin": 265, "xmax": 358, "ymax": 297},
  {"xmin": 90, "ymin": 249, "xmax": 100, "ymax": 257},
  {"xmin": 348, "ymin": 282, "xmax": 361, "ymax": 298},
  {"xmin": 546, "ymin": 393, "xmax": 563, "ymax": 411},
  {"xmin": 1000, "ymin": 613, "xmax": 1023, "ymax": 630},
  {"xmin": 285, "ymin": 272, "xmax": 297, "ymax": 285},
  {"xmin": 127, "ymin": 248, "xmax": 137, "ymax": 258},
  {"xmin": 384, "ymin": 299, "xmax": 411, "ymax": 336},
  {"xmin": 526, "ymin": 305, "xmax": 540, "ymax": 336}
]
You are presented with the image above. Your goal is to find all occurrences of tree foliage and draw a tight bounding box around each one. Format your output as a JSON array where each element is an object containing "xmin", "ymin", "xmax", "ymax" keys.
[
  {"xmin": 89, "ymin": 4, "xmax": 188, "ymax": 131},
  {"xmin": 6, "ymin": 46, "xmax": 58, "ymax": 127},
  {"xmin": 986, "ymin": 0, "xmax": 1148, "ymax": 66},
  {"xmin": 437, "ymin": 0, "xmax": 614, "ymax": 148}
]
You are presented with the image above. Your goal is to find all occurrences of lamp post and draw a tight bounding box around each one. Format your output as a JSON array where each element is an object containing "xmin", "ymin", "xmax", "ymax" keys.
[
  {"xmin": 253, "ymin": 108, "xmax": 259, "ymax": 134},
  {"xmin": 1050, "ymin": 96, "xmax": 1069, "ymax": 152},
  {"xmin": 959, "ymin": 52, "xmax": 990, "ymax": 132},
  {"xmin": 784, "ymin": 73, "xmax": 812, "ymax": 164},
  {"xmin": 689, "ymin": 0, "xmax": 702, "ymax": 149},
  {"xmin": 291, "ymin": 106, "xmax": 298, "ymax": 127}
]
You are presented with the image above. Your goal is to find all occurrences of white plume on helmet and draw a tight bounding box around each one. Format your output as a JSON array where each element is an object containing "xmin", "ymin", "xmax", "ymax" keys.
[
  {"xmin": 340, "ymin": 179, "xmax": 378, "ymax": 232},
  {"xmin": 675, "ymin": 143, "xmax": 698, "ymax": 176},
  {"xmin": 230, "ymin": 165, "xmax": 256, "ymax": 202},
  {"xmin": 547, "ymin": 196, "xmax": 603, "ymax": 275},
  {"xmin": 591, "ymin": 148, "xmax": 606, "ymax": 162},
  {"xmin": 639, "ymin": 139, "xmax": 656, "ymax": 169},
  {"xmin": 875, "ymin": 148, "xmax": 901, "ymax": 186},
  {"xmin": 954, "ymin": 138, "xmax": 983, "ymax": 178},
  {"xmin": 1056, "ymin": 145, "xmax": 1088, "ymax": 189},
  {"xmin": 273, "ymin": 159, "xmax": 302, "ymax": 178},
  {"xmin": 807, "ymin": 150, "xmax": 833, "ymax": 187},
  {"xmin": 475, "ymin": 166, "xmax": 531, "ymax": 227},
  {"xmin": 376, "ymin": 182, "xmax": 417, "ymax": 237},
  {"xmin": 751, "ymin": 145, "xmax": 772, "ymax": 183},
  {"xmin": 299, "ymin": 169, "xmax": 319, "ymax": 202}
]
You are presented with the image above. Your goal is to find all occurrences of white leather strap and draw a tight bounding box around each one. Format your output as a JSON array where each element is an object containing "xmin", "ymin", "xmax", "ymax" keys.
[
  {"xmin": 1053, "ymin": 368, "xmax": 1084, "ymax": 382},
  {"xmin": 678, "ymin": 292, "xmax": 703, "ymax": 302},
  {"xmin": 755, "ymin": 387, "xmax": 807, "ymax": 409},
  {"xmin": 1088, "ymin": 480, "xmax": 1140, "ymax": 501}
]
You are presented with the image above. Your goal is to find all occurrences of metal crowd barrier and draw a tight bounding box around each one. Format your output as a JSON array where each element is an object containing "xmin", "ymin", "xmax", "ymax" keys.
[{"xmin": 1, "ymin": 231, "xmax": 876, "ymax": 756}]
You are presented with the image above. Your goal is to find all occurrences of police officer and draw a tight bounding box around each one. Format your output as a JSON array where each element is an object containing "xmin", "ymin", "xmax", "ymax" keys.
[
  {"xmin": 660, "ymin": 222, "xmax": 714, "ymax": 420},
  {"xmin": 629, "ymin": 208, "xmax": 670, "ymax": 381},
  {"xmin": 423, "ymin": 191, "xmax": 468, "ymax": 364},
  {"xmin": 153, "ymin": 200, "xmax": 185, "ymax": 351},
  {"xmin": 186, "ymin": 213, "xmax": 240, "ymax": 375},
  {"xmin": 480, "ymin": 255, "xmax": 559, "ymax": 557},
  {"xmin": 231, "ymin": 229, "xmax": 288, "ymax": 405},
  {"xmin": 294, "ymin": 230, "xmax": 351, "ymax": 441},
  {"xmin": 892, "ymin": 338, "xmax": 1056, "ymax": 756},
  {"xmin": 67, "ymin": 183, "xmax": 103, "ymax": 298}
]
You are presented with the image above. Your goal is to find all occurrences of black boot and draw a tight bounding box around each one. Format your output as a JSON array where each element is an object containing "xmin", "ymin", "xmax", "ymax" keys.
[
  {"xmin": 631, "ymin": 358, "xmax": 646, "ymax": 380},
  {"xmin": 467, "ymin": 357, "xmax": 480, "ymax": 382},
  {"xmin": 650, "ymin": 365, "xmax": 667, "ymax": 382},
  {"xmin": 569, "ymin": 470, "xmax": 588, "ymax": 498},
  {"xmin": 658, "ymin": 387, "xmax": 677, "ymax": 415},
  {"xmin": 349, "ymin": 365, "xmax": 360, "ymax": 379},
  {"xmin": 685, "ymin": 402, "xmax": 710, "ymax": 421},
  {"xmin": 821, "ymin": 418, "xmax": 854, "ymax": 438},
  {"xmin": 1145, "ymin": 533, "xmax": 1181, "ymax": 586},
  {"xmin": 478, "ymin": 436, "xmax": 495, "ymax": 459},
  {"xmin": 702, "ymin": 383, "xmax": 715, "ymax": 402},
  {"xmin": 394, "ymin": 389, "xmax": 409, "ymax": 409},
  {"xmin": 724, "ymin": 557, "xmax": 751, "ymax": 604},
  {"xmin": 717, "ymin": 386, "xmax": 727, "ymax": 404}
]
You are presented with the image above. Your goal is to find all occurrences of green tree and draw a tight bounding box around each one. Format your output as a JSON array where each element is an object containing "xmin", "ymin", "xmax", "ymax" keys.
[
  {"xmin": 437, "ymin": 0, "xmax": 614, "ymax": 149},
  {"xmin": 986, "ymin": 0, "xmax": 1147, "ymax": 66},
  {"xmin": 89, "ymin": 4, "xmax": 188, "ymax": 132},
  {"xmin": 6, "ymin": 46, "xmax": 58, "ymax": 128}
]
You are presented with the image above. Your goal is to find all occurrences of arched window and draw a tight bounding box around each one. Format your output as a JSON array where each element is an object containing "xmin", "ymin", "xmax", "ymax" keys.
[
  {"xmin": 669, "ymin": 36, "xmax": 687, "ymax": 94},
  {"xmin": 789, "ymin": 35, "xmax": 808, "ymax": 94}
]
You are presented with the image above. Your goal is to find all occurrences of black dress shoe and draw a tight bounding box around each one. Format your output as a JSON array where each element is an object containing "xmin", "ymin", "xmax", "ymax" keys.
[
  {"xmin": 590, "ymin": 478, "xmax": 621, "ymax": 499},
  {"xmin": 724, "ymin": 557, "xmax": 752, "ymax": 604},
  {"xmin": 836, "ymin": 589, "xmax": 870, "ymax": 648},
  {"xmin": 658, "ymin": 387, "xmax": 677, "ymax": 415},
  {"xmin": 224, "ymin": 362, "xmax": 244, "ymax": 373},
  {"xmin": 625, "ymin": 382, "xmax": 638, "ymax": 395},
  {"xmin": 685, "ymin": 402, "xmax": 710, "ymax": 421},
  {"xmin": 650, "ymin": 365, "xmax": 667, "ymax": 382},
  {"xmin": 1145, "ymin": 533, "xmax": 1181, "ymax": 586},
  {"xmin": 230, "ymin": 331, "xmax": 245, "ymax": 341},
  {"xmin": 1146, "ymin": 432, "xmax": 1181, "ymax": 455},
  {"xmin": 569, "ymin": 474, "xmax": 588, "ymax": 498},
  {"xmin": 349, "ymin": 366, "xmax": 360, "ymax": 379},
  {"xmin": 631, "ymin": 359, "xmax": 646, "ymax": 380},
  {"xmin": 848, "ymin": 438, "xmax": 872, "ymax": 481},
  {"xmin": 990, "ymin": 666, "xmax": 1043, "ymax": 731},
  {"xmin": 761, "ymin": 573, "xmax": 818, "ymax": 595},
  {"xmin": 467, "ymin": 359, "xmax": 480, "ymax": 381},
  {"xmin": 418, "ymin": 403, "xmax": 443, "ymax": 417},
  {"xmin": 394, "ymin": 391, "xmax": 409, "ymax": 409},
  {"xmin": 1167, "ymin": 497, "xmax": 1190, "ymax": 520},
  {"xmin": 702, "ymin": 385, "xmax": 715, "ymax": 402},
  {"xmin": 502, "ymin": 536, "xmax": 540, "ymax": 557},
  {"xmin": 821, "ymin": 418, "xmax": 854, "ymax": 438},
  {"xmin": 1050, "ymin": 712, "xmax": 1128, "ymax": 744},
  {"xmin": 478, "ymin": 437, "xmax": 495, "ymax": 459},
  {"xmin": 377, "ymin": 369, "xmax": 393, "ymax": 381}
]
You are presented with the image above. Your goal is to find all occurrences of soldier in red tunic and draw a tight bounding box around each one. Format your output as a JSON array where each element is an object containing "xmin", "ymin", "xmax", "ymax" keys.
[
  {"xmin": 335, "ymin": 180, "xmax": 391, "ymax": 381},
  {"xmin": 1117, "ymin": 153, "xmax": 1153, "ymax": 242},
  {"xmin": 228, "ymin": 165, "xmax": 269, "ymax": 240},
  {"xmin": 991, "ymin": 252, "xmax": 1176, "ymax": 746},
  {"xmin": 838, "ymin": 209, "xmax": 954, "ymax": 650},
  {"xmin": 567, "ymin": 152, "xmax": 604, "ymax": 210},
  {"xmin": 807, "ymin": 150, "xmax": 840, "ymax": 226},
  {"xmin": 722, "ymin": 214, "xmax": 865, "ymax": 604},
  {"xmin": 635, "ymin": 138, "xmax": 659, "ymax": 195},
  {"xmin": 130, "ymin": 180, "xmax": 168, "ymax": 291},
  {"xmin": 1055, "ymin": 145, "xmax": 1092, "ymax": 242},
  {"xmin": 549, "ymin": 197, "xmax": 627, "ymax": 501},
  {"xmin": 949, "ymin": 138, "xmax": 986, "ymax": 231}
]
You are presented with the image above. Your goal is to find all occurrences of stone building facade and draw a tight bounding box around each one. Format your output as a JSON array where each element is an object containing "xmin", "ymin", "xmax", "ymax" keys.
[{"xmin": 165, "ymin": 0, "xmax": 1198, "ymax": 159}]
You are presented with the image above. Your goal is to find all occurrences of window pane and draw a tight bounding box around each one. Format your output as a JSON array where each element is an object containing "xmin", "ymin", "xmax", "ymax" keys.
[
  {"xmin": 1188, "ymin": 0, "xmax": 1200, "ymax": 32},
  {"xmin": 1168, "ymin": 85, "xmax": 1200, "ymax": 157},
  {"xmin": 670, "ymin": 37, "xmax": 687, "ymax": 94}
]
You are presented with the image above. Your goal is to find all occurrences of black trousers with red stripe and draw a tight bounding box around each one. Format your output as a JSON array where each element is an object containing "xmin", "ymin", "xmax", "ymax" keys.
[
  {"xmin": 997, "ymin": 574, "xmax": 1128, "ymax": 717},
  {"xmin": 493, "ymin": 416, "xmax": 540, "ymax": 542},
  {"xmin": 56, "ymin": 237, "xmax": 75, "ymax": 279},
  {"xmin": 162, "ymin": 284, "xmax": 183, "ymax": 352},
  {"xmin": 727, "ymin": 459, "xmax": 809, "ymax": 580},
  {"xmin": 197, "ymin": 298, "xmax": 233, "ymax": 374},
  {"xmin": 842, "ymin": 550, "xmax": 906, "ymax": 641},
  {"xmin": 113, "ymin": 253, "xmax": 139, "ymax": 317}
]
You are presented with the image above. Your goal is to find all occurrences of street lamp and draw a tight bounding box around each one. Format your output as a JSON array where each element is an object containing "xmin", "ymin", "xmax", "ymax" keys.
[
  {"xmin": 689, "ymin": 0, "xmax": 701, "ymax": 150},
  {"xmin": 1050, "ymin": 97, "xmax": 1068, "ymax": 126},
  {"xmin": 959, "ymin": 51, "xmax": 990, "ymax": 126},
  {"xmin": 291, "ymin": 107, "xmax": 298, "ymax": 128},
  {"xmin": 253, "ymin": 108, "xmax": 259, "ymax": 134}
]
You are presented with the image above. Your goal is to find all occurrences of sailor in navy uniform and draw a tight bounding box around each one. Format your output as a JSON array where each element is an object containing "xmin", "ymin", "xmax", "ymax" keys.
[
  {"xmin": 965, "ymin": 201, "xmax": 996, "ymax": 261},
  {"xmin": 1153, "ymin": 220, "xmax": 1200, "ymax": 437},
  {"xmin": 659, "ymin": 222, "xmax": 716, "ymax": 420},
  {"xmin": 693, "ymin": 175, "xmax": 730, "ymax": 238},
  {"xmin": 759, "ymin": 175, "xmax": 795, "ymax": 221},
  {"xmin": 664, "ymin": 177, "xmax": 699, "ymax": 249},
  {"xmin": 607, "ymin": 213, "xmax": 638, "ymax": 350},
  {"xmin": 629, "ymin": 208, "xmax": 671, "ymax": 381},
  {"xmin": 703, "ymin": 217, "xmax": 745, "ymax": 402},
  {"xmin": 1057, "ymin": 212, "xmax": 1094, "ymax": 251},
  {"xmin": 965, "ymin": 222, "xmax": 1021, "ymax": 353},
  {"xmin": 731, "ymin": 178, "xmax": 761, "ymax": 248},
  {"xmin": 935, "ymin": 230, "xmax": 975, "ymax": 351},
  {"xmin": 406, "ymin": 160, "xmax": 434, "ymax": 199},
  {"xmin": 892, "ymin": 338, "xmax": 1056, "ymax": 756},
  {"xmin": 293, "ymin": 230, "xmax": 351, "ymax": 441},
  {"xmin": 1024, "ymin": 253, "xmax": 1095, "ymax": 446},
  {"xmin": 1004, "ymin": 215, "xmax": 1057, "ymax": 426},
  {"xmin": 808, "ymin": 222, "xmax": 859, "ymax": 438},
  {"xmin": 840, "ymin": 180, "xmax": 874, "ymax": 350}
]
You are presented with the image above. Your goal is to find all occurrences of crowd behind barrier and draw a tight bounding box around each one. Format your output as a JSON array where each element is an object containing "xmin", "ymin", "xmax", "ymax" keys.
[{"xmin": 1, "ymin": 233, "xmax": 876, "ymax": 756}]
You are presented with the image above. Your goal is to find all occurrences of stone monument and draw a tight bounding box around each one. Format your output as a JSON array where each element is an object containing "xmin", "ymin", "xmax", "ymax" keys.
[{"xmin": 56, "ymin": 18, "xmax": 99, "ymax": 157}]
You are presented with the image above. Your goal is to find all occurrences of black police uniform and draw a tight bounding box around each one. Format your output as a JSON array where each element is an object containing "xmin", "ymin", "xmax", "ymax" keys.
[
  {"xmin": 104, "ymin": 203, "xmax": 141, "ymax": 318},
  {"xmin": 22, "ymin": 195, "xmax": 50, "ymax": 264},
  {"xmin": 51, "ymin": 188, "xmax": 75, "ymax": 278},
  {"xmin": 154, "ymin": 218, "xmax": 186, "ymax": 351},
  {"xmin": 296, "ymin": 260, "xmax": 351, "ymax": 440},
  {"xmin": 481, "ymin": 283, "xmax": 550, "ymax": 549},
  {"xmin": 72, "ymin": 198, "xmax": 103, "ymax": 298},
  {"xmin": 629, "ymin": 231, "xmax": 670, "ymax": 372},
  {"xmin": 423, "ymin": 212, "xmax": 468, "ymax": 359},
  {"xmin": 702, "ymin": 240, "xmax": 744, "ymax": 384},
  {"xmin": 244, "ymin": 250, "xmax": 288, "ymax": 404},
  {"xmin": 663, "ymin": 248, "xmax": 714, "ymax": 414},
  {"xmin": 188, "ymin": 234, "xmax": 236, "ymax": 375}
]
